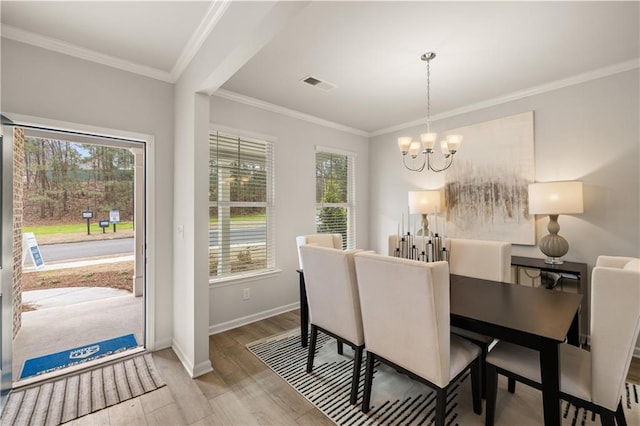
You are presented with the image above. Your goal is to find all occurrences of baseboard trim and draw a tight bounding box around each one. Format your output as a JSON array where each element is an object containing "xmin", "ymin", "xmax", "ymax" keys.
[
  {"xmin": 634, "ymin": 346, "xmax": 640, "ymax": 358},
  {"xmin": 171, "ymin": 339, "xmax": 193, "ymax": 376},
  {"xmin": 209, "ymin": 302, "xmax": 300, "ymax": 335}
]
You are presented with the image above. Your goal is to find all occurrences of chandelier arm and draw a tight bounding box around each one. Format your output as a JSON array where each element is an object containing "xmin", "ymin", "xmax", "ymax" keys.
[
  {"xmin": 402, "ymin": 153, "xmax": 427, "ymax": 172},
  {"xmin": 426, "ymin": 154, "xmax": 454, "ymax": 172}
]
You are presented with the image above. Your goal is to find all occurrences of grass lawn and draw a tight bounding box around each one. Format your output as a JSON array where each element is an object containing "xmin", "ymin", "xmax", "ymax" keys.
[{"xmin": 23, "ymin": 222, "xmax": 134, "ymax": 235}]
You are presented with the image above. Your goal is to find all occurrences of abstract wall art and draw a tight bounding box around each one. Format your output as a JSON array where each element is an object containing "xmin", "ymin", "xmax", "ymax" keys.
[{"xmin": 444, "ymin": 111, "xmax": 535, "ymax": 245}]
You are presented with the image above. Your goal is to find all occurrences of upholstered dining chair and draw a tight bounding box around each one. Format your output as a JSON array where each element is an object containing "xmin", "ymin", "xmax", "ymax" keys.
[
  {"xmin": 296, "ymin": 233, "xmax": 345, "ymax": 352},
  {"xmin": 353, "ymin": 252, "xmax": 482, "ymax": 425},
  {"xmin": 485, "ymin": 255, "xmax": 640, "ymax": 426},
  {"xmin": 447, "ymin": 238, "xmax": 512, "ymax": 397},
  {"xmin": 298, "ymin": 244, "xmax": 365, "ymax": 405},
  {"xmin": 296, "ymin": 233, "xmax": 342, "ymax": 269}
]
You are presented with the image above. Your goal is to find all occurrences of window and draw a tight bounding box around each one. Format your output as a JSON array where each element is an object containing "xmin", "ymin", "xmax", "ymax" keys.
[
  {"xmin": 209, "ymin": 131, "xmax": 275, "ymax": 280},
  {"xmin": 315, "ymin": 148, "xmax": 356, "ymax": 249}
]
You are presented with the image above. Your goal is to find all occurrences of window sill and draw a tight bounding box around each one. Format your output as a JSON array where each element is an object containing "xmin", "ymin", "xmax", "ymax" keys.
[{"xmin": 209, "ymin": 268, "xmax": 282, "ymax": 288}]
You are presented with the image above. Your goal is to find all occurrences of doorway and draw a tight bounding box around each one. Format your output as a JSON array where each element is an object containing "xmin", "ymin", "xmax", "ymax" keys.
[{"xmin": 1, "ymin": 116, "xmax": 154, "ymax": 403}]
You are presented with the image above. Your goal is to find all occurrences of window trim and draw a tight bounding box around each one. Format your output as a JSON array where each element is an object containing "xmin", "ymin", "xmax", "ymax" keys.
[
  {"xmin": 314, "ymin": 147, "xmax": 356, "ymax": 249},
  {"xmin": 209, "ymin": 127, "xmax": 276, "ymax": 282}
]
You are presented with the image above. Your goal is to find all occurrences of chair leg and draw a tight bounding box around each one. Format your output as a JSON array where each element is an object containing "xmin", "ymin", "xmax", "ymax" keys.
[
  {"xmin": 350, "ymin": 346, "xmax": 364, "ymax": 405},
  {"xmin": 337, "ymin": 341, "xmax": 344, "ymax": 355},
  {"xmin": 361, "ymin": 352, "xmax": 375, "ymax": 413},
  {"xmin": 306, "ymin": 324, "xmax": 318, "ymax": 373},
  {"xmin": 600, "ymin": 409, "xmax": 616, "ymax": 426},
  {"xmin": 480, "ymin": 343, "xmax": 488, "ymax": 399},
  {"xmin": 485, "ymin": 363, "xmax": 498, "ymax": 426},
  {"xmin": 434, "ymin": 388, "xmax": 446, "ymax": 426},
  {"xmin": 615, "ymin": 401, "xmax": 627, "ymax": 426},
  {"xmin": 507, "ymin": 377, "xmax": 516, "ymax": 393},
  {"xmin": 470, "ymin": 358, "xmax": 482, "ymax": 415}
]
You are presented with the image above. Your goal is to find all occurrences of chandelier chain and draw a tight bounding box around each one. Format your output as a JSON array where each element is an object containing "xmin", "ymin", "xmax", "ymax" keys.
[{"xmin": 426, "ymin": 59, "xmax": 431, "ymax": 133}]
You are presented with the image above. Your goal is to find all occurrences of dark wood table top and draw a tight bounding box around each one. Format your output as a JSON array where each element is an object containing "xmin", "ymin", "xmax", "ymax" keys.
[{"xmin": 450, "ymin": 274, "xmax": 583, "ymax": 345}]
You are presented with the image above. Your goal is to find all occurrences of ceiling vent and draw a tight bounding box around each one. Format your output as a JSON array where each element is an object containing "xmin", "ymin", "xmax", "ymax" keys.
[{"xmin": 301, "ymin": 75, "xmax": 336, "ymax": 91}]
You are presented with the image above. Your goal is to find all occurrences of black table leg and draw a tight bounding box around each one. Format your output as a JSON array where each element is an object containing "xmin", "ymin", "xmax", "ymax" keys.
[
  {"xmin": 540, "ymin": 340, "xmax": 561, "ymax": 426},
  {"xmin": 298, "ymin": 271, "xmax": 308, "ymax": 347},
  {"xmin": 567, "ymin": 309, "xmax": 580, "ymax": 346}
]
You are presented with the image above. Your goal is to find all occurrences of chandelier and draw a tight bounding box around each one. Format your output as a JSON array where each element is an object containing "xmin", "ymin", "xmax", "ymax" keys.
[{"xmin": 397, "ymin": 52, "xmax": 462, "ymax": 172}]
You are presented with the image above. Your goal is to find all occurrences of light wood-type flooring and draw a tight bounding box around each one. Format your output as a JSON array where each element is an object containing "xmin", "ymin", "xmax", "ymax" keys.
[{"xmin": 39, "ymin": 310, "xmax": 640, "ymax": 425}]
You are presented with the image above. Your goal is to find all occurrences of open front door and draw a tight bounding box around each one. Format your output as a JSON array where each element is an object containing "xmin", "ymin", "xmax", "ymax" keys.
[{"xmin": 0, "ymin": 120, "xmax": 15, "ymax": 412}]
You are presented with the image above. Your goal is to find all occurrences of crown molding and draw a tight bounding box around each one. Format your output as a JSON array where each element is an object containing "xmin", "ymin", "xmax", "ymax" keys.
[
  {"xmin": 370, "ymin": 58, "xmax": 640, "ymax": 137},
  {"xmin": 213, "ymin": 89, "xmax": 369, "ymax": 137},
  {"xmin": 170, "ymin": 0, "xmax": 230, "ymax": 81},
  {"xmin": 1, "ymin": 25, "xmax": 173, "ymax": 83}
]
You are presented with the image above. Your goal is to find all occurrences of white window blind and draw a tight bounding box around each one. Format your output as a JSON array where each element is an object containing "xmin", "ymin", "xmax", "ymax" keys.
[
  {"xmin": 315, "ymin": 150, "xmax": 356, "ymax": 249},
  {"xmin": 209, "ymin": 131, "xmax": 275, "ymax": 279}
]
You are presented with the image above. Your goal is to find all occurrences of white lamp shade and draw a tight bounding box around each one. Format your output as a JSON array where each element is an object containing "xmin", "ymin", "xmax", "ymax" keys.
[
  {"xmin": 408, "ymin": 141, "xmax": 421, "ymax": 156},
  {"xmin": 528, "ymin": 181, "xmax": 584, "ymax": 215},
  {"xmin": 409, "ymin": 190, "xmax": 442, "ymax": 214},
  {"xmin": 420, "ymin": 132, "xmax": 437, "ymax": 150},
  {"xmin": 446, "ymin": 134, "xmax": 463, "ymax": 151},
  {"xmin": 397, "ymin": 137, "xmax": 412, "ymax": 153}
]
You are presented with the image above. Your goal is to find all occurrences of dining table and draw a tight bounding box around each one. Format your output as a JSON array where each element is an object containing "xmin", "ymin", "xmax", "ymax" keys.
[{"xmin": 297, "ymin": 270, "xmax": 583, "ymax": 426}]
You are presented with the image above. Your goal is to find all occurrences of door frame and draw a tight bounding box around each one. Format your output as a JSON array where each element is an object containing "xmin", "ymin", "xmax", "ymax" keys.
[
  {"xmin": 1, "ymin": 120, "xmax": 15, "ymax": 411},
  {"xmin": 1, "ymin": 113, "xmax": 157, "ymax": 383}
]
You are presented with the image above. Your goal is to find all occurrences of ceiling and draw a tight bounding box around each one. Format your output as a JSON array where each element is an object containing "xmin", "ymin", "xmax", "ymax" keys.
[{"xmin": 2, "ymin": 1, "xmax": 639, "ymax": 134}]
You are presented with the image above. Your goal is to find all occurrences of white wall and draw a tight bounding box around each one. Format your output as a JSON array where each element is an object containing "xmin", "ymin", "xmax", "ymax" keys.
[
  {"xmin": 208, "ymin": 95, "xmax": 369, "ymax": 330},
  {"xmin": 1, "ymin": 39, "xmax": 175, "ymax": 347},
  {"xmin": 369, "ymin": 68, "xmax": 640, "ymax": 348},
  {"xmin": 171, "ymin": 1, "xmax": 309, "ymax": 376}
]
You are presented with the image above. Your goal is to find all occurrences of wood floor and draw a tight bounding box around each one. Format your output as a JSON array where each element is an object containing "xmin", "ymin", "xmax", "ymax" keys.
[{"xmin": 38, "ymin": 309, "xmax": 640, "ymax": 425}]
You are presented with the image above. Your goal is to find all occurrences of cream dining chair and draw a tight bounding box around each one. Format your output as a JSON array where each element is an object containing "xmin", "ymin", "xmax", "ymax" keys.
[
  {"xmin": 296, "ymin": 233, "xmax": 342, "ymax": 269},
  {"xmin": 354, "ymin": 252, "xmax": 482, "ymax": 425},
  {"xmin": 298, "ymin": 244, "xmax": 365, "ymax": 405},
  {"xmin": 296, "ymin": 233, "xmax": 344, "ymax": 349},
  {"xmin": 485, "ymin": 255, "xmax": 640, "ymax": 426},
  {"xmin": 447, "ymin": 238, "xmax": 512, "ymax": 397}
]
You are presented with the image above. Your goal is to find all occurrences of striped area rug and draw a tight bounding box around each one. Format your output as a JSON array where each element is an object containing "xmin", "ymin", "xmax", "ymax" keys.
[
  {"xmin": 247, "ymin": 329, "xmax": 640, "ymax": 426},
  {"xmin": 2, "ymin": 353, "xmax": 165, "ymax": 426}
]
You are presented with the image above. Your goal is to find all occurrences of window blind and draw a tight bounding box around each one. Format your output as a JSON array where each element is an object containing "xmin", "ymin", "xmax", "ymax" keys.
[
  {"xmin": 315, "ymin": 150, "xmax": 355, "ymax": 249},
  {"xmin": 209, "ymin": 131, "xmax": 275, "ymax": 279}
]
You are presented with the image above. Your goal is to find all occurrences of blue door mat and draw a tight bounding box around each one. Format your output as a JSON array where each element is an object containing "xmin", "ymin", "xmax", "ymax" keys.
[{"xmin": 20, "ymin": 333, "xmax": 138, "ymax": 379}]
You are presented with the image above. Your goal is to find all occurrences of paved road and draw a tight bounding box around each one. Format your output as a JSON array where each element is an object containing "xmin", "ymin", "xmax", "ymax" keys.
[
  {"xmin": 25, "ymin": 226, "xmax": 267, "ymax": 264},
  {"xmin": 25, "ymin": 238, "xmax": 134, "ymax": 264},
  {"xmin": 208, "ymin": 227, "xmax": 266, "ymax": 246}
]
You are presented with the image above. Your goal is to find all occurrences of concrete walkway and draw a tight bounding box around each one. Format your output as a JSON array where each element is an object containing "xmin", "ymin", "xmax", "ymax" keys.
[
  {"xmin": 23, "ymin": 255, "xmax": 133, "ymax": 272},
  {"xmin": 22, "ymin": 287, "xmax": 131, "ymax": 309}
]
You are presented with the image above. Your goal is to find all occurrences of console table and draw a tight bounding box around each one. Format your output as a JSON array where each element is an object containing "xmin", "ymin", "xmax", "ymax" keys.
[{"xmin": 511, "ymin": 256, "xmax": 588, "ymax": 346}]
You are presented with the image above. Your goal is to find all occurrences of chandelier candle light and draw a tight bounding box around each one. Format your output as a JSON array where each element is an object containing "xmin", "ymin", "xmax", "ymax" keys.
[{"xmin": 398, "ymin": 52, "xmax": 463, "ymax": 172}]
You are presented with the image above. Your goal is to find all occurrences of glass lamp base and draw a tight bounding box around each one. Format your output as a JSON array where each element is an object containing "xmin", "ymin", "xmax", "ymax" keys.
[{"xmin": 544, "ymin": 256, "xmax": 564, "ymax": 265}]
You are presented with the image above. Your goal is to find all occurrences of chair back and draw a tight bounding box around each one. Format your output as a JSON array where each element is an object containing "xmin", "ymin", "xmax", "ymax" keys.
[
  {"xmin": 296, "ymin": 233, "xmax": 343, "ymax": 269},
  {"xmin": 448, "ymin": 238, "xmax": 511, "ymax": 283},
  {"xmin": 590, "ymin": 256, "xmax": 640, "ymax": 411},
  {"xmin": 299, "ymin": 245, "xmax": 364, "ymax": 346},
  {"xmin": 354, "ymin": 252, "xmax": 451, "ymax": 387}
]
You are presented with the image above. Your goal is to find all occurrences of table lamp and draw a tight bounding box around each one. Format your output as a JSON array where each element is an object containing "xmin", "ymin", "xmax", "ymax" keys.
[
  {"xmin": 528, "ymin": 181, "xmax": 583, "ymax": 264},
  {"xmin": 408, "ymin": 190, "xmax": 442, "ymax": 237}
]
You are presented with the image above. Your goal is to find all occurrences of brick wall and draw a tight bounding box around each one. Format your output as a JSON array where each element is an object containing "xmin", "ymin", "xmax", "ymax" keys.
[{"xmin": 13, "ymin": 127, "xmax": 24, "ymax": 338}]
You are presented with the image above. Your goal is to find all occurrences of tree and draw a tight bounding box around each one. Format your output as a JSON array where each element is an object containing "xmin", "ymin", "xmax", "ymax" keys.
[{"xmin": 317, "ymin": 180, "xmax": 348, "ymax": 246}]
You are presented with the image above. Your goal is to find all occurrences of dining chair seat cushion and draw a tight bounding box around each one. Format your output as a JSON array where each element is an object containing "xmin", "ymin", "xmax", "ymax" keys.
[
  {"xmin": 450, "ymin": 334, "xmax": 482, "ymax": 378},
  {"xmin": 486, "ymin": 341, "xmax": 591, "ymax": 403},
  {"xmin": 451, "ymin": 326, "xmax": 496, "ymax": 345}
]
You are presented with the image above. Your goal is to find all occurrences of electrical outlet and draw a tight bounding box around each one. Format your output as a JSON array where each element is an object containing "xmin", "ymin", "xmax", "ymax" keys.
[{"xmin": 243, "ymin": 288, "xmax": 251, "ymax": 300}]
